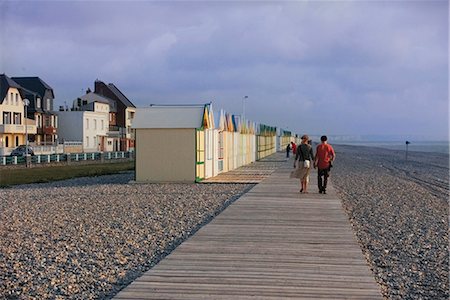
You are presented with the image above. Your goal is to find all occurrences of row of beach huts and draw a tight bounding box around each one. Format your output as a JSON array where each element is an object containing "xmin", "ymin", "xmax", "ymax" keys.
[{"xmin": 132, "ymin": 103, "xmax": 300, "ymax": 183}]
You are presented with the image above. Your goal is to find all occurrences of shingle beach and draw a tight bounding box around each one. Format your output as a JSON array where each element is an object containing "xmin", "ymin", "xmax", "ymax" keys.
[
  {"xmin": 1, "ymin": 145, "xmax": 449, "ymax": 299},
  {"xmin": 0, "ymin": 175, "xmax": 254, "ymax": 299},
  {"xmin": 332, "ymin": 145, "xmax": 449, "ymax": 300}
]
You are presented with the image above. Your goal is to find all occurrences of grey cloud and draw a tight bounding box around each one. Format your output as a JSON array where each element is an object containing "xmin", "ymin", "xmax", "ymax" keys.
[{"xmin": 0, "ymin": 0, "xmax": 447, "ymax": 139}]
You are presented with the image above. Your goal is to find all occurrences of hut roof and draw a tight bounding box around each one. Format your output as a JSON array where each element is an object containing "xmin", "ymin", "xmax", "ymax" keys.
[{"xmin": 132, "ymin": 105, "xmax": 206, "ymax": 129}]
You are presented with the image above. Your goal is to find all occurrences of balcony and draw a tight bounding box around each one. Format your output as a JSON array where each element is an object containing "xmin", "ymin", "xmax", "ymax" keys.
[
  {"xmin": 0, "ymin": 124, "xmax": 37, "ymax": 134},
  {"xmin": 37, "ymin": 126, "xmax": 57, "ymax": 135},
  {"xmin": 109, "ymin": 125, "xmax": 120, "ymax": 132}
]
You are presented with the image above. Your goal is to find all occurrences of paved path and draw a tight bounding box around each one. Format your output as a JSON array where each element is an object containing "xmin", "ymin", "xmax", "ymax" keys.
[{"xmin": 114, "ymin": 158, "xmax": 382, "ymax": 299}]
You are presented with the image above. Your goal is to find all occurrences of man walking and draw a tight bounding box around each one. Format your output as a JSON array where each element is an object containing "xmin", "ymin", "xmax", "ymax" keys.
[
  {"xmin": 314, "ymin": 135, "xmax": 335, "ymax": 194},
  {"xmin": 286, "ymin": 143, "xmax": 291, "ymax": 158}
]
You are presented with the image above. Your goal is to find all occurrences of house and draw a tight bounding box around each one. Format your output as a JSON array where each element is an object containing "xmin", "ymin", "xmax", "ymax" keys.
[
  {"xmin": 11, "ymin": 77, "xmax": 58, "ymax": 146},
  {"xmin": 94, "ymin": 80, "xmax": 136, "ymax": 151},
  {"xmin": 56, "ymin": 101, "xmax": 109, "ymax": 153},
  {"xmin": 0, "ymin": 74, "xmax": 37, "ymax": 155},
  {"xmin": 72, "ymin": 91, "xmax": 119, "ymax": 151}
]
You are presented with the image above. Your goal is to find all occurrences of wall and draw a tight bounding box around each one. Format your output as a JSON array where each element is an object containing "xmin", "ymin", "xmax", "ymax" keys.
[
  {"xmin": 135, "ymin": 128, "xmax": 196, "ymax": 182},
  {"xmin": 56, "ymin": 111, "xmax": 83, "ymax": 143}
]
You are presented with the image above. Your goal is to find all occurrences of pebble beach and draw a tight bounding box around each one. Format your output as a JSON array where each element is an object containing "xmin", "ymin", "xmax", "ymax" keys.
[
  {"xmin": 0, "ymin": 145, "xmax": 448, "ymax": 299},
  {"xmin": 0, "ymin": 174, "xmax": 254, "ymax": 299},
  {"xmin": 331, "ymin": 144, "xmax": 449, "ymax": 299}
]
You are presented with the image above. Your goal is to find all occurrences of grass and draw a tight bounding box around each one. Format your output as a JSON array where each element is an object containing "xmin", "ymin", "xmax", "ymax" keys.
[{"xmin": 0, "ymin": 161, "xmax": 135, "ymax": 187}]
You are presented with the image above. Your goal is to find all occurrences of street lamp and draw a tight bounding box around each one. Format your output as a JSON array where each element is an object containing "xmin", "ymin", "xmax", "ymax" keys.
[
  {"xmin": 23, "ymin": 99, "xmax": 30, "ymax": 163},
  {"xmin": 242, "ymin": 96, "xmax": 248, "ymax": 120}
]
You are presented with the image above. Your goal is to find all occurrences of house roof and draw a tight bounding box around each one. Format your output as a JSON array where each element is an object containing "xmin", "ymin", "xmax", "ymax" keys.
[
  {"xmin": 11, "ymin": 76, "xmax": 55, "ymax": 99},
  {"xmin": 106, "ymin": 83, "xmax": 136, "ymax": 108},
  {"xmin": 0, "ymin": 74, "xmax": 23, "ymax": 104},
  {"xmin": 76, "ymin": 92, "xmax": 117, "ymax": 112},
  {"xmin": 21, "ymin": 87, "xmax": 44, "ymax": 113},
  {"xmin": 132, "ymin": 105, "xmax": 206, "ymax": 129},
  {"xmin": 79, "ymin": 92, "xmax": 110, "ymax": 104}
]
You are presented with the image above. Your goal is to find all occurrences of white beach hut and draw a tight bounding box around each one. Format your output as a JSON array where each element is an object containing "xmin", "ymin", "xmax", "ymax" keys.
[{"xmin": 131, "ymin": 103, "xmax": 215, "ymax": 183}]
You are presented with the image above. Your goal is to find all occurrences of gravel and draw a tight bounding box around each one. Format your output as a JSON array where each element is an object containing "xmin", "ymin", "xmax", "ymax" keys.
[
  {"xmin": 331, "ymin": 144, "xmax": 449, "ymax": 300},
  {"xmin": 0, "ymin": 172, "xmax": 253, "ymax": 299},
  {"xmin": 1, "ymin": 146, "xmax": 448, "ymax": 300}
]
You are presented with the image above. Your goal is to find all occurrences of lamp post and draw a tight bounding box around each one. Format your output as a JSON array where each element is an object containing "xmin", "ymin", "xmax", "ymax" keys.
[
  {"xmin": 242, "ymin": 96, "xmax": 248, "ymax": 120},
  {"xmin": 23, "ymin": 98, "xmax": 30, "ymax": 166}
]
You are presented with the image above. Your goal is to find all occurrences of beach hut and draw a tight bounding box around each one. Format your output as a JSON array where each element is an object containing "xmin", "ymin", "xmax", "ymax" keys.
[
  {"xmin": 256, "ymin": 123, "xmax": 277, "ymax": 160},
  {"xmin": 131, "ymin": 103, "xmax": 214, "ymax": 183}
]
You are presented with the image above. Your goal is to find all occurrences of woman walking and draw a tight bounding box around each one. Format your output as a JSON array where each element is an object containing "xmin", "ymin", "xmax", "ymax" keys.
[{"xmin": 293, "ymin": 135, "xmax": 315, "ymax": 193}]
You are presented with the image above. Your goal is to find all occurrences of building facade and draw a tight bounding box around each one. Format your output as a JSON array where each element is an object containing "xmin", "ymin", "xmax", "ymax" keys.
[
  {"xmin": 56, "ymin": 101, "xmax": 109, "ymax": 153},
  {"xmin": 0, "ymin": 74, "xmax": 37, "ymax": 155},
  {"xmin": 11, "ymin": 77, "xmax": 58, "ymax": 146},
  {"xmin": 94, "ymin": 80, "xmax": 136, "ymax": 151}
]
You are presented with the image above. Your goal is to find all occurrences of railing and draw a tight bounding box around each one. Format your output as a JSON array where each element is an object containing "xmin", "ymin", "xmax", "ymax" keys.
[
  {"xmin": 0, "ymin": 151, "xmax": 134, "ymax": 166},
  {"xmin": 37, "ymin": 126, "xmax": 57, "ymax": 135},
  {"xmin": 0, "ymin": 124, "xmax": 37, "ymax": 134}
]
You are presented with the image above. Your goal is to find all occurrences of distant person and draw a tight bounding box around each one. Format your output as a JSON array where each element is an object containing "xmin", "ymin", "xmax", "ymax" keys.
[
  {"xmin": 291, "ymin": 142, "xmax": 297, "ymax": 157},
  {"xmin": 314, "ymin": 135, "xmax": 335, "ymax": 194},
  {"xmin": 293, "ymin": 135, "xmax": 314, "ymax": 193},
  {"xmin": 286, "ymin": 143, "xmax": 291, "ymax": 158}
]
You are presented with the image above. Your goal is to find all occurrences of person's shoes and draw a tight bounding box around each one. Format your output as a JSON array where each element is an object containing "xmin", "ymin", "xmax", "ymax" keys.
[
  {"xmin": 323, "ymin": 190, "xmax": 327, "ymax": 194},
  {"xmin": 300, "ymin": 188, "xmax": 303, "ymax": 193},
  {"xmin": 319, "ymin": 190, "xmax": 323, "ymax": 194}
]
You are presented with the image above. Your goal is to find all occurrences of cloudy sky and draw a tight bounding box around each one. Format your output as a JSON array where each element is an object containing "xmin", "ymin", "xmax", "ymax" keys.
[{"xmin": 1, "ymin": 0, "xmax": 448, "ymax": 140}]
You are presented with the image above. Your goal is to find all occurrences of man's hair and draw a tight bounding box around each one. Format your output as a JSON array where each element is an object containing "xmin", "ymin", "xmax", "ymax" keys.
[{"xmin": 320, "ymin": 135, "xmax": 328, "ymax": 142}]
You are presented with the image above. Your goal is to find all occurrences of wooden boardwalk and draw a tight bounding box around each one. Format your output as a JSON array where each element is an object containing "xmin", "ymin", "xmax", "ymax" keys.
[{"xmin": 114, "ymin": 158, "xmax": 382, "ymax": 299}]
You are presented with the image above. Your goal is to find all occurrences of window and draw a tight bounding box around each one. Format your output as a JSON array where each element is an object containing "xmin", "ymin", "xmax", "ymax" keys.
[
  {"xmin": 10, "ymin": 92, "xmax": 13, "ymax": 104},
  {"xmin": 3, "ymin": 112, "xmax": 11, "ymax": 124},
  {"xmin": 94, "ymin": 136, "xmax": 97, "ymax": 147},
  {"xmin": 46, "ymin": 99, "xmax": 51, "ymax": 110},
  {"xmin": 101, "ymin": 120, "xmax": 104, "ymax": 131},
  {"xmin": 37, "ymin": 115, "xmax": 41, "ymax": 127},
  {"xmin": 94, "ymin": 119, "xmax": 97, "ymax": 130},
  {"xmin": 36, "ymin": 98, "xmax": 41, "ymax": 108},
  {"xmin": 44, "ymin": 115, "xmax": 51, "ymax": 127},
  {"xmin": 15, "ymin": 93, "xmax": 18, "ymax": 105},
  {"xmin": 5, "ymin": 136, "xmax": 9, "ymax": 147},
  {"xmin": 15, "ymin": 136, "xmax": 19, "ymax": 147},
  {"xmin": 86, "ymin": 118, "xmax": 89, "ymax": 129},
  {"xmin": 13, "ymin": 113, "xmax": 21, "ymax": 124},
  {"xmin": 86, "ymin": 136, "xmax": 89, "ymax": 148}
]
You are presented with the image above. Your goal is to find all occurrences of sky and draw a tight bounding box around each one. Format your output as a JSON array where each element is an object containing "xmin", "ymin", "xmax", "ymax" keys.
[{"xmin": 1, "ymin": 0, "xmax": 448, "ymax": 141}]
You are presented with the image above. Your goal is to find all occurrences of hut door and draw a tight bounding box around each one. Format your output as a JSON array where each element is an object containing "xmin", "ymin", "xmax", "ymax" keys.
[
  {"xmin": 218, "ymin": 131, "xmax": 224, "ymax": 172},
  {"xmin": 196, "ymin": 129, "xmax": 205, "ymax": 182}
]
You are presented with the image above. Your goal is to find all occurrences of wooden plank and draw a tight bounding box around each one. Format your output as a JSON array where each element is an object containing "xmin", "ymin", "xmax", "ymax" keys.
[{"xmin": 114, "ymin": 154, "xmax": 382, "ymax": 299}]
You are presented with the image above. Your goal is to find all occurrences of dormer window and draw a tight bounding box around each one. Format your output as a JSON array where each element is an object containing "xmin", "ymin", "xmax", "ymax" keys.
[
  {"xmin": 36, "ymin": 98, "xmax": 41, "ymax": 108},
  {"xmin": 46, "ymin": 99, "xmax": 51, "ymax": 110}
]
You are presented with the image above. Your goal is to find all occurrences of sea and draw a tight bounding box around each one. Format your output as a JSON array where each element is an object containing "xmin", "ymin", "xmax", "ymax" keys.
[{"xmin": 333, "ymin": 141, "xmax": 449, "ymax": 154}]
